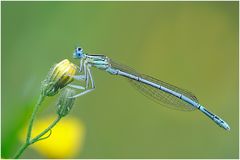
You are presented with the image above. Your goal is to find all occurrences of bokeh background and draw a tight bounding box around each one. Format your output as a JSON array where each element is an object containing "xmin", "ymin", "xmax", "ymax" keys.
[{"xmin": 2, "ymin": 1, "xmax": 238, "ymax": 159}]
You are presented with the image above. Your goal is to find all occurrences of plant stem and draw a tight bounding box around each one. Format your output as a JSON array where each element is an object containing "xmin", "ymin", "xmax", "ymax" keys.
[
  {"xmin": 26, "ymin": 94, "xmax": 45, "ymax": 143},
  {"xmin": 13, "ymin": 143, "xmax": 30, "ymax": 159},
  {"xmin": 13, "ymin": 95, "xmax": 44, "ymax": 159},
  {"xmin": 13, "ymin": 116, "xmax": 62, "ymax": 159},
  {"xmin": 30, "ymin": 116, "xmax": 61, "ymax": 145}
]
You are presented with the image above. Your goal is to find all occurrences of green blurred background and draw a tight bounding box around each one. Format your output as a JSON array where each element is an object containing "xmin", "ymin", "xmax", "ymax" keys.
[{"xmin": 2, "ymin": 1, "xmax": 238, "ymax": 159}]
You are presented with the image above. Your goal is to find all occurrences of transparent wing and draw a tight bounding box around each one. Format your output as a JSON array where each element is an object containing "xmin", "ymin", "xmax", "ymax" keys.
[{"xmin": 110, "ymin": 60, "xmax": 198, "ymax": 111}]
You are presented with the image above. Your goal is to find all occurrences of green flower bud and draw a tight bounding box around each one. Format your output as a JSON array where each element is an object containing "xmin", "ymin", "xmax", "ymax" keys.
[
  {"xmin": 57, "ymin": 88, "xmax": 76, "ymax": 117},
  {"xmin": 41, "ymin": 59, "xmax": 77, "ymax": 97}
]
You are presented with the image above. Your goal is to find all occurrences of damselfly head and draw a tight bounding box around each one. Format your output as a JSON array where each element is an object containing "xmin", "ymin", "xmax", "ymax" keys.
[{"xmin": 73, "ymin": 47, "xmax": 84, "ymax": 59}]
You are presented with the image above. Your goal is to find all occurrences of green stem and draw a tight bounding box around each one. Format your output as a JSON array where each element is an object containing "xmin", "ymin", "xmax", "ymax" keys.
[
  {"xmin": 30, "ymin": 116, "xmax": 61, "ymax": 145},
  {"xmin": 13, "ymin": 116, "xmax": 62, "ymax": 159},
  {"xmin": 13, "ymin": 143, "xmax": 30, "ymax": 159},
  {"xmin": 26, "ymin": 94, "xmax": 45, "ymax": 143},
  {"xmin": 13, "ymin": 94, "xmax": 45, "ymax": 159}
]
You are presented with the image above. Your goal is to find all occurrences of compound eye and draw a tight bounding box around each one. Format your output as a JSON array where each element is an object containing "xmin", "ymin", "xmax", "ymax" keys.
[{"xmin": 77, "ymin": 47, "xmax": 82, "ymax": 51}]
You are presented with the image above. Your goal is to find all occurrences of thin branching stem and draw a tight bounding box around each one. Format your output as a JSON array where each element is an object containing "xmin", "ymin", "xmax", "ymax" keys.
[
  {"xmin": 13, "ymin": 142, "xmax": 30, "ymax": 159},
  {"xmin": 30, "ymin": 116, "xmax": 61, "ymax": 145},
  {"xmin": 13, "ymin": 115, "xmax": 62, "ymax": 159},
  {"xmin": 26, "ymin": 94, "xmax": 45, "ymax": 143},
  {"xmin": 13, "ymin": 94, "xmax": 61, "ymax": 159}
]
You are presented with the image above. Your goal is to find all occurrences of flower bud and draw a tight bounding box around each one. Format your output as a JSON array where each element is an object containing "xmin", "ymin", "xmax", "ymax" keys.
[
  {"xmin": 41, "ymin": 59, "xmax": 77, "ymax": 97},
  {"xmin": 57, "ymin": 88, "xmax": 76, "ymax": 117}
]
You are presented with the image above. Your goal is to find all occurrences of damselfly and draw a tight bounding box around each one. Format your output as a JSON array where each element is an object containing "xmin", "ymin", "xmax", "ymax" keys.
[{"xmin": 68, "ymin": 47, "xmax": 230, "ymax": 131}]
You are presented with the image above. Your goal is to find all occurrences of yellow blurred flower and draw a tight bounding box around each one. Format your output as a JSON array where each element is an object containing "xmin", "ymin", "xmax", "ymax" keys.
[
  {"xmin": 20, "ymin": 116, "xmax": 85, "ymax": 158},
  {"xmin": 41, "ymin": 59, "xmax": 77, "ymax": 96}
]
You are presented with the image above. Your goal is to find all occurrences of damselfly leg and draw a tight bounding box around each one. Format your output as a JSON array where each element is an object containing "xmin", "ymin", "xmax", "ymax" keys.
[{"xmin": 68, "ymin": 60, "xmax": 95, "ymax": 98}]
